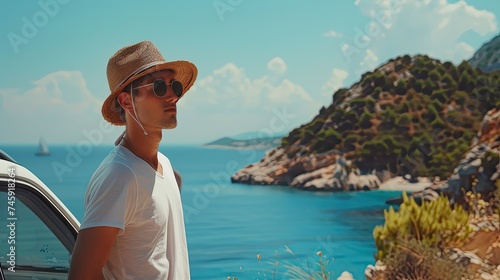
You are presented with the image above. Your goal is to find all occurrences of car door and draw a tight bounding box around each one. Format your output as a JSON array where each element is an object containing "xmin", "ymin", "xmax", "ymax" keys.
[{"xmin": 0, "ymin": 156, "xmax": 79, "ymax": 280}]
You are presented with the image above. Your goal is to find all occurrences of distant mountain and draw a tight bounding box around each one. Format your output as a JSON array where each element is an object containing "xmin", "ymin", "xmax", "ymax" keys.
[
  {"xmin": 231, "ymin": 131, "xmax": 285, "ymax": 140},
  {"xmin": 203, "ymin": 136, "xmax": 282, "ymax": 150},
  {"xmin": 232, "ymin": 54, "xmax": 500, "ymax": 190},
  {"xmin": 469, "ymin": 33, "xmax": 500, "ymax": 73}
]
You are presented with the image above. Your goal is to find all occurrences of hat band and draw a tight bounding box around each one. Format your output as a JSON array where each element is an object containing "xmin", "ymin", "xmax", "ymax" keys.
[{"xmin": 113, "ymin": 61, "xmax": 164, "ymax": 92}]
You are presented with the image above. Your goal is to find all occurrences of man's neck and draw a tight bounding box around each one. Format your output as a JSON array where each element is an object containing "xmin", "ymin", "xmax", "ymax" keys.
[{"xmin": 121, "ymin": 125, "xmax": 162, "ymax": 171}]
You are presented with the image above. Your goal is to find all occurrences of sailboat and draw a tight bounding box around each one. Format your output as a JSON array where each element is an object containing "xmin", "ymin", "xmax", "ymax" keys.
[{"xmin": 35, "ymin": 138, "xmax": 50, "ymax": 156}]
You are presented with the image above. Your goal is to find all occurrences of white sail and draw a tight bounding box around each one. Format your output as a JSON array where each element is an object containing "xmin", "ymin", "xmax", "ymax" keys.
[{"xmin": 36, "ymin": 138, "xmax": 50, "ymax": 156}]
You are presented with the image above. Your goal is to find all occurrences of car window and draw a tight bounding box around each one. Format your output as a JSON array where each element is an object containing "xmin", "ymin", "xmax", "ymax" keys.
[{"xmin": 0, "ymin": 186, "xmax": 71, "ymax": 279}]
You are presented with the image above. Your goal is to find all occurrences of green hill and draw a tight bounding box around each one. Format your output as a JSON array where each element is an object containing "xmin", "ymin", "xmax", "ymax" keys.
[{"xmin": 280, "ymin": 55, "xmax": 500, "ymax": 179}]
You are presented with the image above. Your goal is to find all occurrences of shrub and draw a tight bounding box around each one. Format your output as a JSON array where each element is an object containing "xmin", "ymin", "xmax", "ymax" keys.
[
  {"xmin": 371, "ymin": 238, "xmax": 467, "ymax": 280},
  {"xmin": 413, "ymin": 79, "xmax": 424, "ymax": 93},
  {"xmin": 343, "ymin": 110, "xmax": 358, "ymax": 123},
  {"xmin": 283, "ymin": 128, "xmax": 302, "ymax": 147},
  {"xmin": 395, "ymin": 101, "xmax": 409, "ymax": 114},
  {"xmin": 350, "ymin": 97, "xmax": 375, "ymax": 111},
  {"xmin": 372, "ymin": 86, "xmax": 383, "ymax": 98},
  {"xmin": 395, "ymin": 62, "xmax": 405, "ymax": 72},
  {"xmin": 359, "ymin": 111, "xmax": 374, "ymax": 129},
  {"xmin": 457, "ymin": 60, "xmax": 472, "ymax": 75},
  {"xmin": 301, "ymin": 129, "xmax": 315, "ymax": 145},
  {"xmin": 362, "ymin": 139, "xmax": 389, "ymax": 155},
  {"xmin": 422, "ymin": 106, "xmax": 439, "ymax": 123},
  {"xmin": 312, "ymin": 128, "xmax": 342, "ymax": 153},
  {"xmin": 402, "ymin": 55, "xmax": 412, "ymax": 65},
  {"xmin": 458, "ymin": 72, "xmax": 475, "ymax": 92},
  {"xmin": 431, "ymin": 89, "xmax": 449, "ymax": 103},
  {"xmin": 397, "ymin": 113, "xmax": 411, "ymax": 127},
  {"xmin": 413, "ymin": 67, "xmax": 429, "ymax": 80},
  {"xmin": 430, "ymin": 99, "xmax": 443, "ymax": 112},
  {"xmin": 332, "ymin": 88, "xmax": 349, "ymax": 105},
  {"xmin": 395, "ymin": 79, "xmax": 407, "ymax": 95},
  {"xmin": 445, "ymin": 111, "xmax": 471, "ymax": 130},
  {"xmin": 343, "ymin": 134, "xmax": 360, "ymax": 146},
  {"xmin": 441, "ymin": 73, "xmax": 457, "ymax": 89},
  {"xmin": 362, "ymin": 72, "xmax": 387, "ymax": 88},
  {"xmin": 381, "ymin": 108, "xmax": 398, "ymax": 123},
  {"xmin": 281, "ymin": 137, "xmax": 288, "ymax": 147},
  {"xmin": 331, "ymin": 108, "xmax": 345, "ymax": 121},
  {"xmin": 422, "ymin": 78, "xmax": 435, "ymax": 95},
  {"xmin": 452, "ymin": 90, "xmax": 468, "ymax": 106},
  {"xmin": 443, "ymin": 61, "xmax": 453, "ymax": 70},
  {"xmin": 308, "ymin": 118, "xmax": 325, "ymax": 134},
  {"xmin": 373, "ymin": 192, "xmax": 472, "ymax": 260},
  {"xmin": 476, "ymin": 86, "xmax": 493, "ymax": 103},
  {"xmin": 428, "ymin": 69, "xmax": 441, "ymax": 80}
]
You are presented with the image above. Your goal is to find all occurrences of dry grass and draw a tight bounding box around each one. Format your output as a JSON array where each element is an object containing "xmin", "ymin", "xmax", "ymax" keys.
[{"xmin": 371, "ymin": 238, "xmax": 467, "ymax": 280}]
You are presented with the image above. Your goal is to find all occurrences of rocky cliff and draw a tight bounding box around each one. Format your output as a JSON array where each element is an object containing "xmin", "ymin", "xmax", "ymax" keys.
[
  {"xmin": 231, "ymin": 54, "xmax": 500, "ymax": 191},
  {"xmin": 445, "ymin": 108, "xmax": 500, "ymax": 203},
  {"xmin": 469, "ymin": 33, "xmax": 500, "ymax": 73}
]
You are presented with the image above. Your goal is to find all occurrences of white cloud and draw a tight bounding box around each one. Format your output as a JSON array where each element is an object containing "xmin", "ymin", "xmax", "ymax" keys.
[
  {"xmin": 452, "ymin": 42, "xmax": 475, "ymax": 60},
  {"xmin": 323, "ymin": 30, "xmax": 343, "ymax": 38},
  {"xmin": 345, "ymin": 0, "xmax": 498, "ymax": 73},
  {"xmin": 267, "ymin": 57, "xmax": 287, "ymax": 75},
  {"xmin": 0, "ymin": 60, "xmax": 322, "ymax": 145},
  {"xmin": 359, "ymin": 49, "xmax": 379, "ymax": 73},
  {"xmin": 0, "ymin": 71, "xmax": 119, "ymax": 144},
  {"xmin": 177, "ymin": 58, "xmax": 321, "ymax": 143},
  {"xmin": 267, "ymin": 79, "xmax": 312, "ymax": 106},
  {"xmin": 354, "ymin": 0, "xmax": 361, "ymax": 6},
  {"xmin": 322, "ymin": 68, "xmax": 349, "ymax": 97}
]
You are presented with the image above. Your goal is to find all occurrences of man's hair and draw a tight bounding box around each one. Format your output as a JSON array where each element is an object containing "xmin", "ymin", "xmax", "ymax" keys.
[{"xmin": 113, "ymin": 75, "xmax": 150, "ymax": 123}]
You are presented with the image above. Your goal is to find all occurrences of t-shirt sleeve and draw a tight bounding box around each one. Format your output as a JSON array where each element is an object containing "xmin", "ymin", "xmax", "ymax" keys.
[{"xmin": 79, "ymin": 162, "xmax": 138, "ymax": 235}]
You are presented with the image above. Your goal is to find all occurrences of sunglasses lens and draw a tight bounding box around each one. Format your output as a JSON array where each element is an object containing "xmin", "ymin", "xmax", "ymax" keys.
[
  {"xmin": 153, "ymin": 80, "xmax": 167, "ymax": 97},
  {"xmin": 172, "ymin": 80, "xmax": 183, "ymax": 97}
]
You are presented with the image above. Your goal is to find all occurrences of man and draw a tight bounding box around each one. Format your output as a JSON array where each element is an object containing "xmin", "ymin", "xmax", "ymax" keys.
[{"xmin": 68, "ymin": 41, "xmax": 197, "ymax": 279}]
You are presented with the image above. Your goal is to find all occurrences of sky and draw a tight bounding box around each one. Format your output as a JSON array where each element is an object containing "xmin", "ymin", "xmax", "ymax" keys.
[{"xmin": 0, "ymin": 0, "xmax": 499, "ymax": 145}]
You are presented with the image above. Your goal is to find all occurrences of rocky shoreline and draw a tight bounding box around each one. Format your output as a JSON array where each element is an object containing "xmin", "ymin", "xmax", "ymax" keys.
[
  {"xmin": 231, "ymin": 148, "xmax": 384, "ymax": 191},
  {"xmin": 231, "ymin": 109, "xmax": 500, "ymax": 205}
]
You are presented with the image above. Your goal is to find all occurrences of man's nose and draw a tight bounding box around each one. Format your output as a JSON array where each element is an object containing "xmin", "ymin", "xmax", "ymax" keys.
[{"xmin": 164, "ymin": 87, "xmax": 179, "ymax": 103}]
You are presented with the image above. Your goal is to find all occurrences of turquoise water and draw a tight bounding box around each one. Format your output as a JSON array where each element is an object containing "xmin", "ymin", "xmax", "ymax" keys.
[{"xmin": 2, "ymin": 145, "xmax": 401, "ymax": 280}]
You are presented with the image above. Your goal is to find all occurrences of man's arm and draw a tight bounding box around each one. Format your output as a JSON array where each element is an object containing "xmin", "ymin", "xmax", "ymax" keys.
[
  {"xmin": 174, "ymin": 169, "xmax": 182, "ymax": 191},
  {"xmin": 68, "ymin": 226, "xmax": 120, "ymax": 280}
]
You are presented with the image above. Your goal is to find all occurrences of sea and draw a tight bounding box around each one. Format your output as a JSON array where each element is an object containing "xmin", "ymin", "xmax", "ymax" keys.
[{"xmin": 1, "ymin": 145, "xmax": 403, "ymax": 280}]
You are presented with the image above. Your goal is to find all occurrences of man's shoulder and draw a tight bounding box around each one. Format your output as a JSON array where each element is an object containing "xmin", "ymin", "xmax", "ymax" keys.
[
  {"xmin": 100, "ymin": 145, "xmax": 146, "ymax": 169},
  {"xmin": 90, "ymin": 147, "xmax": 140, "ymax": 182}
]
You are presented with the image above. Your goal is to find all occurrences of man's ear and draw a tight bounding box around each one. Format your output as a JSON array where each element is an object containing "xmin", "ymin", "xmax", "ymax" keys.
[{"xmin": 117, "ymin": 92, "xmax": 133, "ymax": 111}]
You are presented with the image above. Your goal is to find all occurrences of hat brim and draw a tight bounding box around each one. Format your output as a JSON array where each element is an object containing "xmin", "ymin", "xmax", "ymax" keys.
[{"xmin": 102, "ymin": 60, "xmax": 197, "ymax": 126}]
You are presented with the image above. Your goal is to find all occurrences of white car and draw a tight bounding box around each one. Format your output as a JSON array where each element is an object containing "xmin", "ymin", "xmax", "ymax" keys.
[{"xmin": 0, "ymin": 149, "xmax": 79, "ymax": 279}]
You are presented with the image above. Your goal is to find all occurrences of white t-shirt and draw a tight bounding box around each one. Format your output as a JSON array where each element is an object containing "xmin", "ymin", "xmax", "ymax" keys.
[{"xmin": 80, "ymin": 145, "xmax": 190, "ymax": 280}]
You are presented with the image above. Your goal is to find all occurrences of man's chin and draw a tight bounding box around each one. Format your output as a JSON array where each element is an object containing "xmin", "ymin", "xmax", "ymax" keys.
[{"xmin": 163, "ymin": 121, "xmax": 177, "ymax": 129}]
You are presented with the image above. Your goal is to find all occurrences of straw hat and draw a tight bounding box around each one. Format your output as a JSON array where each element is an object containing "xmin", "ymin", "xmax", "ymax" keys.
[{"xmin": 102, "ymin": 40, "xmax": 197, "ymax": 125}]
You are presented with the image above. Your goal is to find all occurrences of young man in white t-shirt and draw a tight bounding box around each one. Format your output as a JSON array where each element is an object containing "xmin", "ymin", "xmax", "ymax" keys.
[{"xmin": 68, "ymin": 41, "xmax": 197, "ymax": 279}]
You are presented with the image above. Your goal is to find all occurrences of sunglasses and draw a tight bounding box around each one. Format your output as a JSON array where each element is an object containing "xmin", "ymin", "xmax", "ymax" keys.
[{"xmin": 132, "ymin": 79, "xmax": 183, "ymax": 98}]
